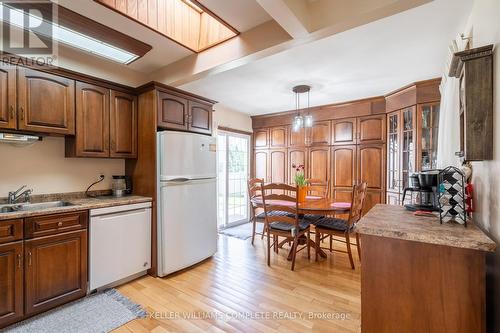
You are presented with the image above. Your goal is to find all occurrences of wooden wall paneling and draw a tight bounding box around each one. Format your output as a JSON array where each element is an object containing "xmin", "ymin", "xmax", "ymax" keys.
[
  {"xmin": 357, "ymin": 114, "xmax": 386, "ymax": 144},
  {"xmin": 307, "ymin": 147, "xmax": 330, "ymax": 183},
  {"xmin": 127, "ymin": 0, "xmax": 138, "ymax": 19},
  {"xmin": 253, "ymin": 128, "xmax": 269, "ymax": 149},
  {"xmin": 0, "ymin": 64, "xmax": 17, "ymax": 130},
  {"xmin": 0, "ymin": 241, "xmax": 23, "ymax": 328},
  {"xmin": 137, "ymin": 0, "xmax": 148, "ymax": 24},
  {"xmin": 125, "ymin": 89, "xmax": 158, "ymax": 275},
  {"xmin": 115, "ymin": 0, "xmax": 126, "ymax": 12},
  {"xmin": 110, "ymin": 91, "xmax": 137, "ymax": 158},
  {"xmin": 270, "ymin": 126, "xmax": 287, "ymax": 148},
  {"xmin": 310, "ymin": 121, "xmax": 330, "ymax": 145},
  {"xmin": 331, "ymin": 118, "xmax": 357, "ymax": 145},
  {"xmin": 288, "ymin": 148, "xmax": 307, "ymax": 185},
  {"xmin": 17, "ymin": 68, "xmax": 75, "ymax": 135}
]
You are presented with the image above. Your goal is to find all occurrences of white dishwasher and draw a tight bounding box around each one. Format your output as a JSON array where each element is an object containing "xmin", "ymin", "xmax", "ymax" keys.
[{"xmin": 89, "ymin": 202, "xmax": 151, "ymax": 291}]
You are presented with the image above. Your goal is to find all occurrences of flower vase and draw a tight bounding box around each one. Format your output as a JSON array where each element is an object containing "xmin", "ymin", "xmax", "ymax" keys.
[{"xmin": 298, "ymin": 186, "xmax": 308, "ymax": 203}]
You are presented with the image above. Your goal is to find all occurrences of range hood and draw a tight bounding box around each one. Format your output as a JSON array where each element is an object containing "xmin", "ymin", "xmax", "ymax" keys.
[{"xmin": 0, "ymin": 133, "xmax": 42, "ymax": 144}]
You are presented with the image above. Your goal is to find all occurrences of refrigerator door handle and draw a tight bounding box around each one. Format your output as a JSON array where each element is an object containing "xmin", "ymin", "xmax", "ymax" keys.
[{"xmin": 165, "ymin": 178, "xmax": 191, "ymax": 184}]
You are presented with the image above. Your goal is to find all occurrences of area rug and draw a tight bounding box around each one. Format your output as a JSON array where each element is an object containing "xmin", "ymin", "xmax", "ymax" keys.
[
  {"xmin": 219, "ymin": 222, "xmax": 263, "ymax": 240},
  {"xmin": 3, "ymin": 289, "xmax": 146, "ymax": 333}
]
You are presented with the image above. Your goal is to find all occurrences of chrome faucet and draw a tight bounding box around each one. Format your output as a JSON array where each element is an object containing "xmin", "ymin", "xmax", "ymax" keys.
[{"xmin": 8, "ymin": 185, "xmax": 33, "ymax": 204}]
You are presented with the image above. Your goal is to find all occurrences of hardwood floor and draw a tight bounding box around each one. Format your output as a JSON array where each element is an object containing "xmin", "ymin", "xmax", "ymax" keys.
[{"xmin": 115, "ymin": 234, "xmax": 361, "ymax": 333}]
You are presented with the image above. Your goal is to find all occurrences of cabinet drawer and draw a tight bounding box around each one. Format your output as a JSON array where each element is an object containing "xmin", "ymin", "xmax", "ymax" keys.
[
  {"xmin": 0, "ymin": 219, "xmax": 23, "ymax": 244},
  {"xmin": 25, "ymin": 211, "xmax": 88, "ymax": 238}
]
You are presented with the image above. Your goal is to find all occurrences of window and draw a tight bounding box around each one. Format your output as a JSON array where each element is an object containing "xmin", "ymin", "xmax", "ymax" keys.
[{"xmin": 217, "ymin": 130, "xmax": 250, "ymax": 229}]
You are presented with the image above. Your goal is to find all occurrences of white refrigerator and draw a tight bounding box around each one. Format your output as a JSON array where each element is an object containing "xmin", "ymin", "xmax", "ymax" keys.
[{"xmin": 157, "ymin": 131, "xmax": 218, "ymax": 277}]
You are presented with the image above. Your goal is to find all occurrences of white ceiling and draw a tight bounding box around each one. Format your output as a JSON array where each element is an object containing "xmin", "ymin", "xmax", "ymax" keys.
[
  {"xmin": 180, "ymin": 0, "xmax": 474, "ymax": 115},
  {"xmin": 198, "ymin": 0, "xmax": 272, "ymax": 32}
]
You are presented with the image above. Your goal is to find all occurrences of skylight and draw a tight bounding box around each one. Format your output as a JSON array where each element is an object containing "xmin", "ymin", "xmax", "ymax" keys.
[
  {"xmin": 95, "ymin": 0, "xmax": 238, "ymax": 52},
  {"xmin": 0, "ymin": 3, "xmax": 140, "ymax": 64}
]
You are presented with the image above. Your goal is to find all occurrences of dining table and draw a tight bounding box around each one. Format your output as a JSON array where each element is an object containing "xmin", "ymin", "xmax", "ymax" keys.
[{"xmin": 251, "ymin": 196, "xmax": 351, "ymax": 259}]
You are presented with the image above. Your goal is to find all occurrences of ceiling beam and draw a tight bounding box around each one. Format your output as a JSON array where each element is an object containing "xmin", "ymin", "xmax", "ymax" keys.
[{"xmin": 255, "ymin": 0, "xmax": 309, "ymax": 38}]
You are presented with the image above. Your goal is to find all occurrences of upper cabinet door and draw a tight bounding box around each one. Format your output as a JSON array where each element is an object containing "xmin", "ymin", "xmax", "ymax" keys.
[
  {"xmin": 331, "ymin": 145, "xmax": 357, "ymax": 188},
  {"xmin": 308, "ymin": 147, "xmax": 330, "ymax": 183},
  {"xmin": 110, "ymin": 91, "xmax": 137, "ymax": 158},
  {"xmin": 289, "ymin": 126, "xmax": 306, "ymax": 147},
  {"xmin": 357, "ymin": 144, "xmax": 385, "ymax": 190},
  {"xmin": 0, "ymin": 241, "xmax": 24, "ymax": 328},
  {"xmin": 0, "ymin": 64, "xmax": 17, "ymax": 130},
  {"xmin": 157, "ymin": 92, "xmax": 188, "ymax": 130},
  {"xmin": 72, "ymin": 82, "xmax": 110, "ymax": 157},
  {"xmin": 270, "ymin": 126, "xmax": 287, "ymax": 148},
  {"xmin": 188, "ymin": 100, "xmax": 212, "ymax": 135},
  {"xmin": 332, "ymin": 118, "xmax": 357, "ymax": 145},
  {"xmin": 357, "ymin": 114, "xmax": 386, "ymax": 144},
  {"xmin": 387, "ymin": 111, "xmax": 401, "ymax": 193},
  {"xmin": 310, "ymin": 121, "xmax": 331, "ymax": 146},
  {"xmin": 254, "ymin": 128, "xmax": 269, "ymax": 149},
  {"xmin": 17, "ymin": 68, "xmax": 75, "ymax": 135}
]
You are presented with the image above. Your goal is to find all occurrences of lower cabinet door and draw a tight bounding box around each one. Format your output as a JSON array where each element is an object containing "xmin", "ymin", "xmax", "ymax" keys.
[
  {"xmin": 0, "ymin": 242, "xmax": 23, "ymax": 328},
  {"xmin": 24, "ymin": 230, "xmax": 87, "ymax": 316}
]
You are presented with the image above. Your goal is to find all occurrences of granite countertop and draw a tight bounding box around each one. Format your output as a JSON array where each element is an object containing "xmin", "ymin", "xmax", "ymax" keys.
[
  {"xmin": 0, "ymin": 192, "xmax": 152, "ymax": 221},
  {"xmin": 357, "ymin": 204, "xmax": 496, "ymax": 252}
]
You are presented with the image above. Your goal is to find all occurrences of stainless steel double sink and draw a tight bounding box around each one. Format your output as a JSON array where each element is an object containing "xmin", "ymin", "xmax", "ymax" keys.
[{"xmin": 0, "ymin": 201, "xmax": 75, "ymax": 213}]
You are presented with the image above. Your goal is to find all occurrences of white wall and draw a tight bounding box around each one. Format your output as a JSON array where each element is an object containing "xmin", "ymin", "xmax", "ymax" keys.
[
  {"xmin": 439, "ymin": 1, "xmax": 500, "ymax": 331},
  {"xmin": 0, "ymin": 137, "xmax": 124, "ymax": 197},
  {"xmin": 212, "ymin": 104, "xmax": 253, "ymax": 134}
]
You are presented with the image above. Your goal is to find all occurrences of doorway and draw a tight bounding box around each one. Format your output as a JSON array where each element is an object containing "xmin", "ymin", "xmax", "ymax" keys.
[{"xmin": 216, "ymin": 130, "xmax": 250, "ymax": 229}]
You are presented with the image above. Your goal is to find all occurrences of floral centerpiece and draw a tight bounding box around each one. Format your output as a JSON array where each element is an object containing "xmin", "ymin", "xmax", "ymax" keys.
[{"xmin": 292, "ymin": 164, "xmax": 309, "ymax": 202}]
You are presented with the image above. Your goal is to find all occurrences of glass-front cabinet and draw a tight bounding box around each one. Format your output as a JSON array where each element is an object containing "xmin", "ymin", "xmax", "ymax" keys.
[
  {"xmin": 401, "ymin": 107, "xmax": 416, "ymax": 190},
  {"xmin": 387, "ymin": 111, "xmax": 400, "ymax": 195},
  {"xmin": 418, "ymin": 103, "xmax": 440, "ymax": 170}
]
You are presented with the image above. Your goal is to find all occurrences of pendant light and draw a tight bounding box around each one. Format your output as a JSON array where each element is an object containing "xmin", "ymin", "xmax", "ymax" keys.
[{"xmin": 292, "ymin": 85, "xmax": 313, "ymax": 144}]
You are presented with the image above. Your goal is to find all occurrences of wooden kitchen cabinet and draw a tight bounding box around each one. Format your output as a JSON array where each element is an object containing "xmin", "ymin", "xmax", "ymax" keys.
[
  {"xmin": 332, "ymin": 118, "xmax": 356, "ymax": 145},
  {"xmin": 270, "ymin": 126, "xmax": 287, "ymax": 148},
  {"xmin": 157, "ymin": 91, "xmax": 189, "ymax": 131},
  {"xmin": 331, "ymin": 145, "xmax": 357, "ymax": 188},
  {"xmin": 357, "ymin": 114, "xmax": 386, "ymax": 144},
  {"xmin": 110, "ymin": 91, "xmax": 137, "ymax": 158},
  {"xmin": 0, "ymin": 241, "xmax": 23, "ymax": 328},
  {"xmin": 0, "ymin": 64, "xmax": 17, "ymax": 130},
  {"xmin": 254, "ymin": 129, "xmax": 269, "ymax": 148},
  {"xmin": 308, "ymin": 147, "xmax": 330, "ymax": 183},
  {"xmin": 310, "ymin": 121, "xmax": 330, "ymax": 146},
  {"xmin": 269, "ymin": 149, "xmax": 287, "ymax": 184},
  {"xmin": 288, "ymin": 148, "xmax": 307, "ymax": 185},
  {"xmin": 254, "ymin": 150, "xmax": 269, "ymax": 182},
  {"xmin": 188, "ymin": 100, "xmax": 212, "ymax": 135},
  {"xmin": 24, "ymin": 229, "xmax": 87, "ymax": 317},
  {"xmin": 17, "ymin": 68, "xmax": 75, "ymax": 135},
  {"xmin": 289, "ymin": 126, "xmax": 306, "ymax": 147},
  {"xmin": 68, "ymin": 82, "xmax": 110, "ymax": 157},
  {"xmin": 358, "ymin": 144, "xmax": 385, "ymax": 212}
]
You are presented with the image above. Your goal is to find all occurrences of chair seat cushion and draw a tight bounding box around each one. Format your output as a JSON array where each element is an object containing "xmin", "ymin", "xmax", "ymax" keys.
[
  {"xmin": 269, "ymin": 220, "xmax": 310, "ymax": 232},
  {"xmin": 255, "ymin": 211, "xmax": 291, "ymax": 219},
  {"xmin": 302, "ymin": 214, "xmax": 323, "ymax": 222},
  {"xmin": 314, "ymin": 217, "xmax": 352, "ymax": 231}
]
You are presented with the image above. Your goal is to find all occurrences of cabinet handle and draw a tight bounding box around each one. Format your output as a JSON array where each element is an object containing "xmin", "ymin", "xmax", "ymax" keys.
[
  {"xmin": 57, "ymin": 221, "xmax": 63, "ymax": 227},
  {"xmin": 19, "ymin": 107, "xmax": 24, "ymax": 120},
  {"xmin": 17, "ymin": 253, "xmax": 22, "ymax": 268},
  {"xmin": 9, "ymin": 106, "xmax": 15, "ymax": 119},
  {"xmin": 28, "ymin": 251, "xmax": 32, "ymax": 266}
]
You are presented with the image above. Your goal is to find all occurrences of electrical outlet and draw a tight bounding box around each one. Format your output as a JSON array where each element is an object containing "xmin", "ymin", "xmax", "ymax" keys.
[{"xmin": 98, "ymin": 174, "xmax": 105, "ymax": 181}]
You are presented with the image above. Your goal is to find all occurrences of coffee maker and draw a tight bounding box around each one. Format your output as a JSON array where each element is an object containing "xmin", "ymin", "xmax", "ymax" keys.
[{"xmin": 402, "ymin": 170, "xmax": 440, "ymax": 212}]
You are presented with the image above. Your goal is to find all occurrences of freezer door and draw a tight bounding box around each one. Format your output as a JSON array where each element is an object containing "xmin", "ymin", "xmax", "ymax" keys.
[
  {"xmin": 158, "ymin": 131, "xmax": 216, "ymax": 180},
  {"xmin": 158, "ymin": 178, "xmax": 217, "ymax": 277}
]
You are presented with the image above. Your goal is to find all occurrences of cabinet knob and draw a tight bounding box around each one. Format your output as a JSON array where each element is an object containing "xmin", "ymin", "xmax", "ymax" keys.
[{"xmin": 57, "ymin": 221, "xmax": 63, "ymax": 227}]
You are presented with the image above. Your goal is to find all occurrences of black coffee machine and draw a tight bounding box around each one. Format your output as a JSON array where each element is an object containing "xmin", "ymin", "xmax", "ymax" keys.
[{"xmin": 402, "ymin": 170, "xmax": 440, "ymax": 212}]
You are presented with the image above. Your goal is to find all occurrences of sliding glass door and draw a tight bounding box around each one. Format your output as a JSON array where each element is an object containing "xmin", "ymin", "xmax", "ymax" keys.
[{"xmin": 217, "ymin": 130, "xmax": 250, "ymax": 229}]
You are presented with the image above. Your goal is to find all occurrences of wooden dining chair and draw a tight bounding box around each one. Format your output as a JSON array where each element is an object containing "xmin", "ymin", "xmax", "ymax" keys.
[
  {"xmin": 306, "ymin": 179, "xmax": 329, "ymax": 199},
  {"xmin": 313, "ymin": 182, "xmax": 367, "ymax": 269},
  {"xmin": 248, "ymin": 178, "xmax": 265, "ymax": 245},
  {"xmin": 261, "ymin": 183, "xmax": 311, "ymax": 271}
]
